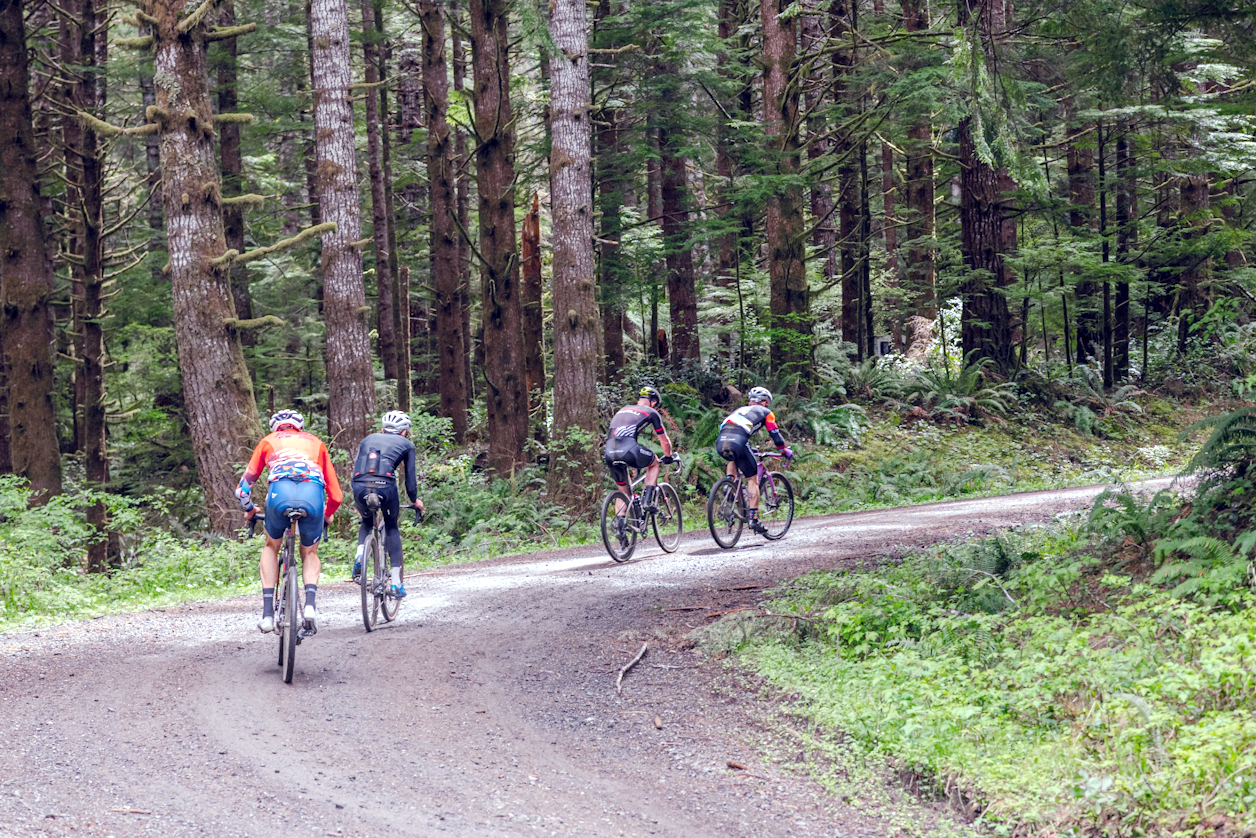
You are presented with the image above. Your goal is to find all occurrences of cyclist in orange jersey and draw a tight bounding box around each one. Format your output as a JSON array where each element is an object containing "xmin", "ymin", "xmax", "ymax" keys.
[{"xmin": 237, "ymin": 409, "xmax": 343, "ymax": 634}]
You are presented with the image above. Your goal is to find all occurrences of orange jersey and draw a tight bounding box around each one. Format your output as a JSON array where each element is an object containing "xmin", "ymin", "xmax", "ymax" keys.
[{"xmin": 237, "ymin": 430, "xmax": 343, "ymax": 516}]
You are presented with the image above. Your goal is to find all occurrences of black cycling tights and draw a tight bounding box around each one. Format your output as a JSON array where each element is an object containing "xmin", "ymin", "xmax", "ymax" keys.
[{"xmin": 354, "ymin": 481, "xmax": 403, "ymax": 568}]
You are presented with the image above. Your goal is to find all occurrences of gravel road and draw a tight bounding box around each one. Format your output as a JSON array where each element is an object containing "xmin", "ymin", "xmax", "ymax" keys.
[{"xmin": 0, "ymin": 481, "xmax": 1171, "ymax": 838}]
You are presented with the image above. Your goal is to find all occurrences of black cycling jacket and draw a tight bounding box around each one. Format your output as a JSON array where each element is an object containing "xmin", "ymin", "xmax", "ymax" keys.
[{"xmin": 352, "ymin": 432, "xmax": 419, "ymax": 503}]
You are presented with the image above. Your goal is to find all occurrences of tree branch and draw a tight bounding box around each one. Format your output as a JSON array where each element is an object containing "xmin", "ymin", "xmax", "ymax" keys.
[{"xmin": 208, "ymin": 221, "xmax": 336, "ymax": 268}]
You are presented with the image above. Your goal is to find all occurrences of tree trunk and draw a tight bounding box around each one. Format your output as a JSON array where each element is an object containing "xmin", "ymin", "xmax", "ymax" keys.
[
  {"xmin": 547, "ymin": 0, "xmax": 601, "ymax": 505},
  {"xmin": 1068, "ymin": 123, "xmax": 1099, "ymax": 366},
  {"xmin": 62, "ymin": 0, "xmax": 110, "ymax": 566},
  {"xmin": 1114, "ymin": 127, "xmax": 1133, "ymax": 380},
  {"xmin": 470, "ymin": 0, "xmax": 527, "ymax": 475},
  {"xmin": 215, "ymin": 0, "xmax": 253, "ymax": 341},
  {"xmin": 146, "ymin": 0, "xmax": 259, "ymax": 532},
  {"xmin": 595, "ymin": 89, "xmax": 627, "ymax": 383},
  {"xmin": 957, "ymin": 116, "xmax": 1017, "ymax": 374},
  {"xmin": 0, "ymin": 0, "xmax": 62, "ymax": 501},
  {"xmin": 451, "ymin": 0, "xmax": 474, "ymax": 408},
  {"xmin": 763, "ymin": 0, "xmax": 811, "ymax": 380},
  {"xmin": 659, "ymin": 124, "xmax": 699, "ymax": 367},
  {"xmin": 311, "ymin": 0, "xmax": 375, "ymax": 448},
  {"xmin": 361, "ymin": 0, "xmax": 397, "ymax": 383},
  {"xmin": 521, "ymin": 192, "xmax": 545, "ymax": 416},
  {"xmin": 422, "ymin": 0, "xmax": 468, "ymax": 442},
  {"xmin": 901, "ymin": 0, "xmax": 934, "ymax": 337},
  {"xmin": 1175, "ymin": 174, "xmax": 1211, "ymax": 354},
  {"xmin": 801, "ymin": 0, "xmax": 837, "ymax": 357}
]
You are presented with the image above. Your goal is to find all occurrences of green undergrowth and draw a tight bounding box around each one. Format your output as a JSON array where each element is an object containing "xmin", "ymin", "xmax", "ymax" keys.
[
  {"xmin": 726, "ymin": 520, "xmax": 1256, "ymax": 837},
  {"xmin": 786, "ymin": 406, "xmax": 1196, "ymax": 516}
]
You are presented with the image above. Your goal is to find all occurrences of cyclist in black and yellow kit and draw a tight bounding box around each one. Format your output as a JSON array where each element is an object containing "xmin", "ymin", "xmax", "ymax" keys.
[
  {"xmin": 603, "ymin": 386, "xmax": 676, "ymax": 546},
  {"xmin": 716, "ymin": 386, "xmax": 793, "ymax": 534},
  {"xmin": 351, "ymin": 411, "xmax": 423, "ymax": 598}
]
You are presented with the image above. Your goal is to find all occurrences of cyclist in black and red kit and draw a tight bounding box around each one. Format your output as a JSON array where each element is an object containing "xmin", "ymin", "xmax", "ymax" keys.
[
  {"xmin": 716, "ymin": 386, "xmax": 793, "ymax": 534},
  {"xmin": 351, "ymin": 411, "xmax": 423, "ymax": 598},
  {"xmin": 603, "ymin": 386, "xmax": 676, "ymax": 546}
]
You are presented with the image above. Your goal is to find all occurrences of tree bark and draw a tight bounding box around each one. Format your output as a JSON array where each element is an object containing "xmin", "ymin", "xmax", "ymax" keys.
[
  {"xmin": 361, "ymin": 0, "xmax": 397, "ymax": 383},
  {"xmin": 900, "ymin": 0, "xmax": 934, "ymax": 334},
  {"xmin": 763, "ymin": 0, "xmax": 810, "ymax": 380},
  {"xmin": 1068, "ymin": 122, "xmax": 1099, "ymax": 366},
  {"xmin": 547, "ymin": 0, "xmax": 601, "ymax": 505},
  {"xmin": 451, "ymin": 0, "xmax": 474, "ymax": 407},
  {"xmin": 659, "ymin": 124, "xmax": 699, "ymax": 367},
  {"xmin": 958, "ymin": 116, "xmax": 1017, "ymax": 374},
  {"xmin": 0, "ymin": 0, "xmax": 63, "ymax": 501},
  {"xmin": 422, "ymin": 0, "xmax": 468, "ymax": 441},
  {"xmin": 311, "ymin": 0, "xmax": 375, "ymax": 448},
  {"xmin": 1114, "ymin": 127, "xmax": 1133, "ymax": 381},
  {"xmin": 470, "ymin": 0, "xmax": 527, "ymax": 475},
  {"xmin": 146, "ymin": 0, "xmax": 259, "ymax": 531},
  {"xmin": 215, "ymin": 0, "xmax": 253, "ymax": 341},
  {"xmin": 1175, "ymin": 174, "xmax": 1211, "ymax": 354},
  {"xmin": 61, "ymin": 0, "xmax": 110, "ymax": 566},
  {"xmin": 521, "ymin": 193, "xmax": 546, "ymax": 416}
]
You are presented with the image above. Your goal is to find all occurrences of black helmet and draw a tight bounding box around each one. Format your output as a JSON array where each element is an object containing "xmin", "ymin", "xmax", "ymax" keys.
[{"xmin": 638, "ymin": 385, "xmax": 661, "ymax": 406}]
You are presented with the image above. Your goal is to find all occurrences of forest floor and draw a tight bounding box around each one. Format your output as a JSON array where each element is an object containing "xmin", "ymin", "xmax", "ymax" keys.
[{"xmin": 0, "ymin": 479, "xmax": 1173, "ymax": 838}]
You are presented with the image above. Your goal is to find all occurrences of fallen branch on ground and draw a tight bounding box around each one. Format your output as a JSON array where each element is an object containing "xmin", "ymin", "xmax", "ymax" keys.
[{"xmin": 615, "ymin": 643, "xmax": 648, "ymax": 694}]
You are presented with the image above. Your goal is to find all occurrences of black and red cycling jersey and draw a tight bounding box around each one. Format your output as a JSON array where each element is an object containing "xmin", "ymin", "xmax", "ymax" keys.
[{"xmin": 604, "ymin": 404, "xmax": 666, "ymax": 450}]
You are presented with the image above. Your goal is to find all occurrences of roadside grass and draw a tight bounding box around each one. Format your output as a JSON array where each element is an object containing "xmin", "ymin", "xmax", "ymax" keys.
[{"xmin": 728, "ymin": 521, "xmax": 1256, "ymax": 837}]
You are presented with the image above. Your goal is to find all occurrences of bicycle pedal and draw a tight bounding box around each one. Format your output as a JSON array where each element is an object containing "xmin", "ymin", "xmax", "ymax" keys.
[{"xmin": 299, "ymin": 621, "xmax": 318, "ymax": 638}]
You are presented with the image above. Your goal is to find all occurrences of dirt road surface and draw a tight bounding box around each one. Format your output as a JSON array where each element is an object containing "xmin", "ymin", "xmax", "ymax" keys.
[{"xmin": 0, "ymin": 482, "xmax": 1168, "ymax": 838}]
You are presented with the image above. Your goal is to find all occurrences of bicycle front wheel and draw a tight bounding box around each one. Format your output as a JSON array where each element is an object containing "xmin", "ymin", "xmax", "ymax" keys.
[
  {"xmin": 281, "ymin": 541, "xmax": 299, "ymax": 683},
  {"xmin": 652, "ymin": 482, "xmax": 683, "ymax": 553},
  {"xmin": 360, "ymin": 531, "xmax": 380, "ymax": 631},
  {"xmin": 707, "ymin": 477, "xmax": 745, "ymax": 549},
  {"xmin": 600, "ymin": 491, "xmax": 637, "ymax": 562},
  {"xmin": 758, "ymin": 472, "xmax": 795, "ymax": 540}
]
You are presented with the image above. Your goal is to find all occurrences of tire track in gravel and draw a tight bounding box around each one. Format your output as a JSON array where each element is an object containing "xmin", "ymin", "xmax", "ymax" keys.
[{"xmin": 0, "ymin": 479, "xmax": 1175, "ymax": 838}]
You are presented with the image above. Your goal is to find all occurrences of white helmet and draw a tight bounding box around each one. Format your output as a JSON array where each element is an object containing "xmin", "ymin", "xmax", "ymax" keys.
[
  {"xmin": 382, "ymin": 410, "xmax": 412, "ymax": 434},
  {"xmin": 747, "ymin": 386, "xmax": 773, "ymax": 406},
  {"xmin": 269, "ymin": 409, "xmax": 305, "ymax": 432}
]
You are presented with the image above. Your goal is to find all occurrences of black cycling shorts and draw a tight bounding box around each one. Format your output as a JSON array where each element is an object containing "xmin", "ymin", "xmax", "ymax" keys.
[
  {"xmin": 716, "ymin": 434, "xmax": 757, "ymax": 478},
  {"xmin": 604, "ymin": 444, "xmax": 657, "ymax": 486}
]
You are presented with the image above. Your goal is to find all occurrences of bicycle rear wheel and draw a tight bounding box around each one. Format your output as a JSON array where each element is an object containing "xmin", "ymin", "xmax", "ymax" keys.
[
  {"xmin": 707, "ymin": 477, "xmax": 745, "ymax": 549},
  {"xmin": 758, "ymin": 472, "xmax": 795, "ymax": 540},
  {"xmin": 360, "ymin": 531, "xmax": 380, "ymax": 631},
  {"xmin": 380, "ymin": 539, "xmax": 401, "ymax": 623},
  {"xmin": 600, "ymin": 491, "xmax": 637, "ymax": 562},
  {"xmin": 280, "ymin": 537, "xmax": 299, "ymax": 683},
  {"xmin": 652, "ymin": 482, "xmax": 683, "ymax": 553}
]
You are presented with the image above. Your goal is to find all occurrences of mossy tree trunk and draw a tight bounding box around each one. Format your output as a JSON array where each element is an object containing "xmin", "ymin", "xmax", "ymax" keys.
[
  {"xmin": 146, "ymin": 0, "xmax": 259, "ymax": 533},
  {"xmin": 0, "ymin": 0, "xmax": 63, "ymax": 501}
]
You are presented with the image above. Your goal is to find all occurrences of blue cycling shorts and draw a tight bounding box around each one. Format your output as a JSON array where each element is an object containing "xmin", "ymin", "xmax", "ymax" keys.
[{"xmin": 263, "ymin": 478, "xmax": 325, "ymax": 547}]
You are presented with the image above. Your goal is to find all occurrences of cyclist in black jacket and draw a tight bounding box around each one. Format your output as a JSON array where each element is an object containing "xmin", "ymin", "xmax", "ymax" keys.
[
  {"xmin": 351, "ymin": 411, "xmax": 423, "ymax": 597},
  {"xmin": 603, "ymin": 385, "xmax": 675, "ymax": 547}
]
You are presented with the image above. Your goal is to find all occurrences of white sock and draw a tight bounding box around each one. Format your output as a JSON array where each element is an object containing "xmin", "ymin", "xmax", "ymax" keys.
[
  {"xmin": 391, "ymin": 567, "xmax": 401, "ymax": 587},
  {"xmin": 354, "ymin": 543, "xmax": 364, "ymax": 560}
]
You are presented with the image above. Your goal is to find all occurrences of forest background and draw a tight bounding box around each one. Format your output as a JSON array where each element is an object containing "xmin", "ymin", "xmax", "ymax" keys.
[{"xmin": 0, "ymin": 0, "xmax": 1254, "ymax": 832}]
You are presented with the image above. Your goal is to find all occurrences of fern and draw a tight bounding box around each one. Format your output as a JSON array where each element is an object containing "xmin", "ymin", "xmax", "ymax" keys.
[
  {"xmin": 1182, "ymin": 406, "xmax": 1256, "ymax": 484},
  {"xmin": 1151, "ymin": 535, "xmax": 1250, "ymax": 605}
]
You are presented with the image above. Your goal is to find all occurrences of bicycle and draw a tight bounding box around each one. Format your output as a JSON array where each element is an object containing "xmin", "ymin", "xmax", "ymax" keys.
[
  {"xmin": 706, "ymin": 448, "xmax": 795, "ymax": 548},
  {"xmin": 251, "ymin": 507, "xmax": 315, "ymax": 684},
  {"xmin": 358, "ymin": 491, "xmax": 420, "ymax": 631},
  {"xmin": 599, "ymin": 456, "xmax": 683, "ymax": 563}
]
